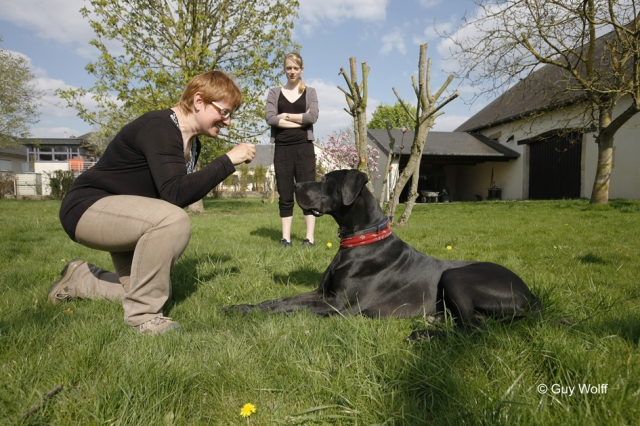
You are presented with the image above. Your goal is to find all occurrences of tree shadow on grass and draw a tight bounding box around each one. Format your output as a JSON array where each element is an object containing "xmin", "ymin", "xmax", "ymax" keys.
[
  {"xmin": 578, "ymin": 253, "xmax": 609, "ymax": 265},
  {"xmin": 272, "ymin": 266, "xmax": 323, "ymax": 288},
  {"xmin": 249, "ymin": 226, "xmax": 309, "ymax": 244},
  {"xmin": 250, "ymin": 226, "xmax": 282, "ymax": 242},
  {"xmin": 165, "ymin": 253, "xmax": 234, "ymax": 311},
  {"xmin": 596, "ymin": 314, "xmax": 640, "ymax": 345},
  {"xmin": 397, "ymin": 321, "xmax": 543, "ymax": 425},
  {"xmin": 568, "ymin": 296, "xmax": 640, "ymax": 345}
]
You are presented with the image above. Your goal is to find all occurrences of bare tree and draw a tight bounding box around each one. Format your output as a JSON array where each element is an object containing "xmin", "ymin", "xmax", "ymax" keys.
[
  {"xmin": 444, "ymin": 0, "xmax": 639, "ymax": 204},
  {"xmin": 338, "ymin": 57, "xmax": 374, "ymax": 193},
  {"xmin": 384, "ymin": 43, "xmax": 458, "ymax": 226}
]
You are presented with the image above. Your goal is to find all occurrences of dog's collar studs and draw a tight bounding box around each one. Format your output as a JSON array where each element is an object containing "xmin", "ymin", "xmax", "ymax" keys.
[{"xmin": 339, "ymin": 218, "xmax": 393, "ymax": 248}]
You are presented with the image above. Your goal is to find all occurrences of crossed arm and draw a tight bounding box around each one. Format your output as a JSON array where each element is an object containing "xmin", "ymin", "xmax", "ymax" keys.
[{"xmin": 265, "ymin": 87, "xmax": 319, "ymax": 129}]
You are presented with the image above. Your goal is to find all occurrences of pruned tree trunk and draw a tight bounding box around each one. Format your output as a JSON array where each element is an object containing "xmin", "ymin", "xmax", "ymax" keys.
[
  {"xmin": 590, "ymin": 135, "xmax": 614, "ymax": 204},
  {"xmin": 590, "ymin": 101, "xmax": 639, "ymax": 204},
  {"xmin": 397, "ymin": 166, "xmax": 420, "ymax": 226},
  {"xmin": 378, "ymin": 120, "xmax": 397, "ymax": 208},
  {"xmin": 188, "ymin": 199, "xmax": 205, "ymax": 213},
  {"xmin": 384, "ymin": 43, "xmax": 458, "ymax": 226},
  {"xmin": 339, "ymin": 57, "xmax": 374, "ymax": 193},
  {"xmin": 188, "ymin": 161, "xmax": 205, "ymax": 213},
  {"xmin": 269, "ymin": 174, "xmax": 276, "ymax": 204}
]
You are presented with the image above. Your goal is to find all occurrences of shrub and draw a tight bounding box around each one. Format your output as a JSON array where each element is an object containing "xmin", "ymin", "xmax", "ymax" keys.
[
  {"xmin": 0, "ymin": 173, "xmax": 15, "ymax": 197},
  {"xmin": 45, "ymin": 170, "xmax": 74, "ymax": 199}
]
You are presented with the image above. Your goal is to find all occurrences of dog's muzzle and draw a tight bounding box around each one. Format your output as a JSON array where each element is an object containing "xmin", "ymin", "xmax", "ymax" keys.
[{"xmin": 294, "ymin": 183, "xmax": 324, "ymax": 216}]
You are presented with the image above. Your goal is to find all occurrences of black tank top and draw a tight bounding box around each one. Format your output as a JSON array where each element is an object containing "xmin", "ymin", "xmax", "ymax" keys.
[{"xmin": 275, "ymin": 89, "xmax": 308, "ymax": 145}]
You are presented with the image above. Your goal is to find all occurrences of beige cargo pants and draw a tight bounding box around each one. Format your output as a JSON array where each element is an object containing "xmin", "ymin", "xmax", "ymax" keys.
[{"xmin": 68, "ymin": 195, "xmax": 191, "ymax": 327}]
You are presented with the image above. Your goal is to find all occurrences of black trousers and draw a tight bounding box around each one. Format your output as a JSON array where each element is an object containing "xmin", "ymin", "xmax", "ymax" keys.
[{"xmin": 274, "ymin": 142, "xmax": 316, "ymax": 217}]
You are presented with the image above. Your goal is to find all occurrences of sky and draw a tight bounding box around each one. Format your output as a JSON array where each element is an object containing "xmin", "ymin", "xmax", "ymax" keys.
[{"xmin": 0, "ymin": 0, "xmax": 491, "ymax": 143}]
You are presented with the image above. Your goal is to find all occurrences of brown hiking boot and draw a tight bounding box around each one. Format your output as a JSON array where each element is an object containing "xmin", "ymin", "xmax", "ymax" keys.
[
  {"xmin": 47, "ymin": 259, "xmax": 84, "ymax": 304},
  {"xmin": 134, "ymin": 316, "xmax": 181, "ymax": 335}
]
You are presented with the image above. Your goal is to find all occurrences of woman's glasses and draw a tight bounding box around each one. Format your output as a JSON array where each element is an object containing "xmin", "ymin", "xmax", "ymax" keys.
[{"xmin": 211, "ymin": 101, "xmax": 233, "ymax": 119}]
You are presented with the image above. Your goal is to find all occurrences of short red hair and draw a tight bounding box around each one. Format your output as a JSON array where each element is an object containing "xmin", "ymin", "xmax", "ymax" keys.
[{"xmin": 177, "ymin": 70, "xmax": 242, "ymax": 113}]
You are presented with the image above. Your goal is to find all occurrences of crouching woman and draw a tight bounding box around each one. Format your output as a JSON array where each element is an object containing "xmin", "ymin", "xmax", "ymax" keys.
[{"xmin": 51, "ymin": 70, "xmax": 255, "ymax": 334}]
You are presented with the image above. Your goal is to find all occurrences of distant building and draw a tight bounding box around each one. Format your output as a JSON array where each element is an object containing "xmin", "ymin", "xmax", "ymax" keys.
[
  {"xmin": 23, "ymin": 133, "xmax": 96, "ymax": 167},
  {"xmin": 1, "ymin": 133, "xmax": 97, "ymax": 197},
  {"xmin": 0, "ymin": 144, "xmax": 29, "ymax": 174},
  {"xmin": 368, "ymin": 130, "xmax": 519, "ymax": 202}
]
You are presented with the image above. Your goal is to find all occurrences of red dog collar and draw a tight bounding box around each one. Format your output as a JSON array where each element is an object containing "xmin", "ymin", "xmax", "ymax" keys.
[{"xmin": 340, "ymin": 221, "xmax": 392, "ymax": 248}]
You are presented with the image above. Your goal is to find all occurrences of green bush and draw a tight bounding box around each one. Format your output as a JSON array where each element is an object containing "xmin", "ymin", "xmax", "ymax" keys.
[
  {"xmin": 0, "ymin": 173, "xmax": 15, "ymax": 197},
  {"xmin": 45, "ymin": 170, "xmax": 74, "ymax": 199}
]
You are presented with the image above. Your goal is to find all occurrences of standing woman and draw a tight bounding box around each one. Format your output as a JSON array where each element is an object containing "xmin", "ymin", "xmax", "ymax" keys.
[
  {"xmin": 51, "ymin": 70, "xmax": 255, "ymax": 334},
  {"xmin": 265, "ymin": 52, "xmax": 319, "ymax": 247}
]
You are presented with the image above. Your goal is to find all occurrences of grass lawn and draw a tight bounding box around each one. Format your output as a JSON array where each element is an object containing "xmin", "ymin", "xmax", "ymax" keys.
[{"xmin": 1, "ymin": 197, "xmax": 639, "ymax": 425}]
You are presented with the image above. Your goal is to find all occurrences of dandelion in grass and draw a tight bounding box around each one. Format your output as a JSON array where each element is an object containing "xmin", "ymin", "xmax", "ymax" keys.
[
  {"xmin": 326, "ymin": 242, "xmax": 332, "ymax": 248},
  {"xmin": 446, "ymin": 245, "xmax": 452, "ymax": 250},
  {"xmin": 66, "ymin": 308, "xmax": 73, "ymax": 315},
  {"xmin": 553, "ymin": 245, "xmax": 558, "ymax": 249},
  {"xmin": 240, "ymin": 403, "xmax": 256, "ymax": 418}
]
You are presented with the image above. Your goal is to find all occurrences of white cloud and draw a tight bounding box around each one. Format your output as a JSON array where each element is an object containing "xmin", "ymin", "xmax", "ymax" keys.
[
  {"xmin": 431, "ymin": 114, "xmax": 470, "ymax": 131},
  {"xmin": 417, "ymin": 21, "xmax": 453, "ymax": 43},
  {"xmin": 29, "ymin": 126, "xmax": 87, "ymax": 139},
  {"xmin": 379, "ymin": 30, "xmax": 406, "ymax": 55},
  {"xmin": 0, "ymin": 0, "xmax": 93, "ymax": 47},
  {"xmin": 7, "ymin": 50, "xmax": 101, "ymax": 138},
  {"xmin": 298, "ymin": 0, "xmax": 389, "ymax": 33},
  {"xmin": 417, "ymin": 0, "xmax": 444, "ymax": 7}
]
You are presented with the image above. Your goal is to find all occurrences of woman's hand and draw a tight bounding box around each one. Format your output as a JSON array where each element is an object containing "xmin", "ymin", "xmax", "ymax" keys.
[{"xmin": 226, "ymin": 143, "xmax": 256, "ymax": 165}]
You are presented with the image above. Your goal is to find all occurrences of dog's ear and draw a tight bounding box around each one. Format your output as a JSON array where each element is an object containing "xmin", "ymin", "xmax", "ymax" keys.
[{"xmin": 341, "ymin": 170, "xmax": 368, "ymax": 205}]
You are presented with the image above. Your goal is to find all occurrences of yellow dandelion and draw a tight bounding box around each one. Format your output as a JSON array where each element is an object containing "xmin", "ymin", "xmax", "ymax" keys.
[
  {"xmin": 446, "ymin": 245, "xmax": 452, "ymax": 250},
  {"xmin": 553, "ymin": 245, "xmax": 558, "ymax": 249},
  {"xmin": 240, "ymin": 403, "xmax": 256, "ymax": 418},
  {"xmin": 66, "ymin": 308, "xmax": 73, "ymax": 315},
  {"xmin": 327, "ymin": 242, "xmax": 332, "ymax": 248}
]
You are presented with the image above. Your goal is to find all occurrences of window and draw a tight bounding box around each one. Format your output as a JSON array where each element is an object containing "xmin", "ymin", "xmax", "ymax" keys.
[
  {"xmin": 0, "ymin": 159, "xmax": 11, "ymax": 171},
  {"xmin": 27, "ymin": 145, "xmax": 81, "ymax": 161}
]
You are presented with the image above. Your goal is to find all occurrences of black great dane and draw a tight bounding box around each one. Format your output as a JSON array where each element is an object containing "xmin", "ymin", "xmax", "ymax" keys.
[{"xmin": 226, "ymin": 169, "xmax": 541, "ymax": 339}]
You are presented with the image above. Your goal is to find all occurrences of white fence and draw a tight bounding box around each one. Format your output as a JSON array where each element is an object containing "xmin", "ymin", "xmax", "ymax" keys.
[{"xmin": 15, "ymin": 173, "xmax": 43, "ymax": 196}]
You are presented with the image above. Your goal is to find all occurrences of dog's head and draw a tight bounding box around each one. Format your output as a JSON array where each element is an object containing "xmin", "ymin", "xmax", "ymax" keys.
[{"xmin": 295, "ymin": 169, "xmax": 369, "ymax": 218}]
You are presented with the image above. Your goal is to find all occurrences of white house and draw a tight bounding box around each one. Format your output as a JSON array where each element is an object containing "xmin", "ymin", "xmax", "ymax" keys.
[{"xmin": 451, "ymin": 27, "xmax": 639, "ymax": 201}]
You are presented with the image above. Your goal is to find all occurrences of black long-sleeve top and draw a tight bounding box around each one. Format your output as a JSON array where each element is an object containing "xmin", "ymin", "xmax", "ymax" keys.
[{"xmin": 59, "ymin": 109, "xmax": 235, "ymax": 240}]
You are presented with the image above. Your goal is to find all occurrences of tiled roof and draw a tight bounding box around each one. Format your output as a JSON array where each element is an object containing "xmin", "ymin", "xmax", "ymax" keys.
[
  {"xmin": 367, "ymin": 130, "xmax": 519, "ymax": 159},
  {"xmin": 23, "ymin": 136, "xmax": 90, "ymax": 146},
  {"xmin": 0, "ymin": 145, "xmax": 28, "ymax": 156},
  {"xmin": 455, "ymin": 26, "xmax": 626, "ymax": 132}
]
